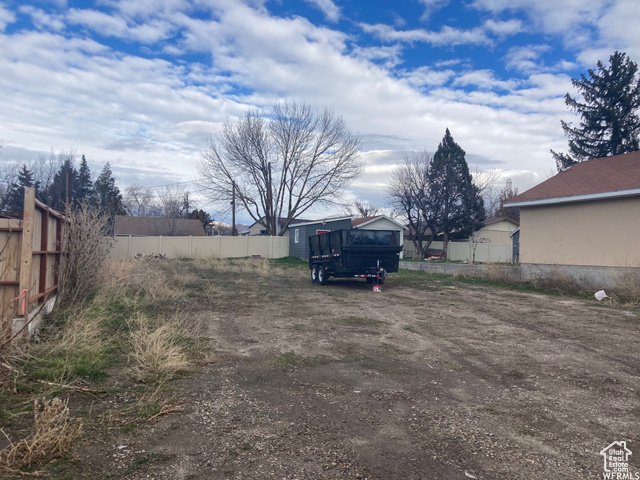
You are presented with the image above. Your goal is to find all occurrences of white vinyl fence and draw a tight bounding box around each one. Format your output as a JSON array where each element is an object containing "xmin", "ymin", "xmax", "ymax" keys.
[
  {"xmin": 403, "ymin": 239, "xmax": 512, "ymax": 263},
  {"xmin": 111, "ymin": 235, "xmax": 290, "ymax": 259}
]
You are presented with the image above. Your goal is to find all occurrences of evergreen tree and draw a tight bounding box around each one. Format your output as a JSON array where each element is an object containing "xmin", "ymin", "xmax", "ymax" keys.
[
  {"xmin": 552, "ymin": 51, "xmax": 640, "ymax": 171},
  {"xmin": 77, "ymin": 155, "xmax": 96, "ymax": 205},
  {"xmin": 47, "ymin": 158, "xmax": 79, "ymax": 210},
  {"xmin": 4, "ymin": 164, "xmax": 36, "ymax": 213},
  {"xmin": 427, "ymin": 129, "xmax": 485, "ymax": 251},
  {"xmin": 95, "ymin": 163, "xmax": 126, "ymax": 231},
  {"xmin": 190, "ymin": 209, "xmax": 212, "ymax": 229}
]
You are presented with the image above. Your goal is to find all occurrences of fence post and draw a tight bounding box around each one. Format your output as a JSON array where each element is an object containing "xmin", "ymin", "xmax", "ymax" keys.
[
  {"xmin": 128, "ymin": 235, "xmax": 132, "ymax": 257},
  {"xmin": 15, "ymin": 187, "xmax": 35, "ymax": 338},
  {"xmin": 189, "ymin": 235, "xmax": 193, "ymax": 258}
]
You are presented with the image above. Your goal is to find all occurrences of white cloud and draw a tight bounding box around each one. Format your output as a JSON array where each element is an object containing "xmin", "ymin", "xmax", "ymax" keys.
[
  {"xmin": 483, "ymin": 18, "xmax": 522, "ymax": 36},
  {"xmin": 351, "ymin": 44, "xmax": 403, "ymax": 69},
  {"xmin": 359, "ymin": 23, "xmax": 492, "ymax": 47},
  {"xmin": 400, "ymin": 66, "xmax": 455, "ymax": 88},
  {"xmin": 453, "ymin": 70, "xmax": 519, "ymax": 91},
  {"xmin": 595, "ymin": 0, "xmax": 640, "ymax": 62},
  {"xmin": 0, "ymin": 3, "xmax": 15, "ymax": 31},
  {"xmin": 304, "ymin": 0, "xmax": 340, "ymax": 22},
  {"xmin": 472, "ymin": 0, "xmax": 609, "ymax": 48},
  {"xmin": 416, "ymin": 0, "xmax": 449, "ymax": 21},
  {"xmin": 19, "ymin": 5, "xmax": 66, "ymax": 31},
  {"xmin": 504, "ymin": 44, "xmax": 550, "ymax": 72},
  {"xmin": 66, "ymin": 8, "xmax": 173, "ymax": 43},
  {"xmin": 0, "ymin": 1, "xmax": 581, "ymax": 205}
]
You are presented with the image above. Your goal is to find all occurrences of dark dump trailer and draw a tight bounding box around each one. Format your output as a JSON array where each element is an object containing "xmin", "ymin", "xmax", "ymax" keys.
[{"xmin": 309, "ymin": 229, "xmax": 403, "ymax": 285}]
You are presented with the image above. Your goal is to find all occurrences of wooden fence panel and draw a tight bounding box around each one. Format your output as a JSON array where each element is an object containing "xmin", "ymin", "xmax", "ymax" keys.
[{"xmin": 0, "ymin": 188, "xmax": 64, "ymax": 344}]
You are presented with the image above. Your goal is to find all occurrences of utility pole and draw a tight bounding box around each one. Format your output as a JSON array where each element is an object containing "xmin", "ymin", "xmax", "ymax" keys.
[
  {"xmin": 231, "ymin": 181, "xmax": 237, "ymax": 236},
  {"xmin": 65, "ymin": 171, "xmax": 69, "ymax": 213}
]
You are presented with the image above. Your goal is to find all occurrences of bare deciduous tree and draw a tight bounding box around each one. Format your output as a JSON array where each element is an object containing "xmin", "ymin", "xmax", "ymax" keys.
[
  {"xmin": 198, "ymin": 101, "xmax": 363, "ymax": 235},
  {"xmin": 471, "ymin": 166, "xmax": 500, "ymax": 216},
  {"xmin": 343, "ymin": 198, "xmax": 381, "ymax": 218},
  {"xmin": 124, "ymin": 184, "xmax": 154, "ymax": 217},
  {"xmin": 387, "ymin": 151, "xmax": 432, "ymax": 258}
]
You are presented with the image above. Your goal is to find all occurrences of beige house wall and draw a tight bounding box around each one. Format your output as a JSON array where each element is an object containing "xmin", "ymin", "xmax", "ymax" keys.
[
  {"xmin": 520, "ymin": 196, "xmax": 640, "ymax": 267},
  {"xmin": 476, "ymin": 219, "xmax": 518, "ymax": 244},
  {"xmin": 111, "ymin": 235, "xmax": 290, "ymax": 259}
]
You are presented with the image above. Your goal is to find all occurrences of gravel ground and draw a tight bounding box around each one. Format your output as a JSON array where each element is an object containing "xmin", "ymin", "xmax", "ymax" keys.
[{"xmin": 28, "ymin": 264, "xmax": 640, "ymax": 479}]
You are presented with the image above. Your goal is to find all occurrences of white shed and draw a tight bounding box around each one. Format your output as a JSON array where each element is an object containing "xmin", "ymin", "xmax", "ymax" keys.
[{"xmin": 351, "ymin": 215, "xmax": 405, "ymax": 259}]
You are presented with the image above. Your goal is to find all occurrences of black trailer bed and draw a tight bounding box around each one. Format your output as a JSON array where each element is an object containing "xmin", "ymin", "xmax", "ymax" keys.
[{"xmin": 308, "ymin": 229, "xmax": 402, "ymax": 285}]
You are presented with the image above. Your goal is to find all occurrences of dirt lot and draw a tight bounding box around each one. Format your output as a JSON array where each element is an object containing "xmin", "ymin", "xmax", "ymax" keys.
[{"xmin": 13, "ymin": 260, "xmax": 640, "ymax": 479}]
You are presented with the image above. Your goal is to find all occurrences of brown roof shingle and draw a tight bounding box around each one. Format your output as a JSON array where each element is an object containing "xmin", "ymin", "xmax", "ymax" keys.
[
  {"xmin": 506, "ymin": 151, "xmax": 640, "ymax": 205},
  {"xmin": 114, "ymin": 216, "xmax": 206, "ymax": 236},
  {"xmin": 351, "ymin": 216, "xmax": 382, "ymax": 227}
]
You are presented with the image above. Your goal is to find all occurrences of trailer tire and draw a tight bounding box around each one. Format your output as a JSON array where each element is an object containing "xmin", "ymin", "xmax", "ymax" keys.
[
  {"xmin": 318, "ymin": 266, "xmax": 328, "ymax": 285},
  {"xmin": 311, "ymin": 264, "xmax": 319, "ymax": 283}
]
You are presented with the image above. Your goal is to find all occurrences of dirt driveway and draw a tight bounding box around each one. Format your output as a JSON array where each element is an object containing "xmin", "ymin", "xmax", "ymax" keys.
[{"xmin": 58, "ymin": 261, "xmax": 640, "ymax": 479}]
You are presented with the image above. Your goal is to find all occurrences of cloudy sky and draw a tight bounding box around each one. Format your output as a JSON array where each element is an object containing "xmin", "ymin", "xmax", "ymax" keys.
[{"xmin": 0, "ymin": 0, "xmax": 638, "ymax": 221}]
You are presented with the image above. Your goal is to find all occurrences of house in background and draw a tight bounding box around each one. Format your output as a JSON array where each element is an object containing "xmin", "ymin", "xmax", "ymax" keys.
[
  {"xmin": 504, "ymin": 151, "xmax": 640, "ymax": 268},
  {"xmin": 289, "ymin": 216, "xmax": 353, "ymax": 260},
  {"xmin": 248, "ymin": 216, "xmax": 311, "ymax": 236},
  {"xmin": 114, "ymin": 216, "xmax": 206, "ymax": 237},
  {"xmin": 472, "ymin": 216, "xmax": 519, "ymax": 244},
  {"xmin": 352, "ymin": 215, "xmax": 405, "ymax": 258}
]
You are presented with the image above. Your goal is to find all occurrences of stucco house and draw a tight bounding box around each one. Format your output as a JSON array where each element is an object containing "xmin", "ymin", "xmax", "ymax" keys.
[
  {"xmin": 504, "ymin": 151, "xmax": 640, "ymax": 268},
  {"xmin": 473, "ymin": 216, "xmax": 519, "ymax": 244},
  {"xmin": 248, "ymin": 216, "xmax": 311, "ymax": 236},
  {"xmin": 352, "ymin": 215, "xmax": 405, "ymax": 258}
]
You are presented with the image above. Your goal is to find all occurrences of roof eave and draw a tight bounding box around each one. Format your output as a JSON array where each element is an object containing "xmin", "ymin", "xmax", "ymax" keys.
[
  {"xmin": 288, "ymin": 216, "xmax": 353, "ymax": 228},
  {"xmin": 353, "ymin": 215, "xmax": 405, "ymax": 229},
  {"xmin": 505, "ymin": 188, "xmax": 640, "ymax": 208}
]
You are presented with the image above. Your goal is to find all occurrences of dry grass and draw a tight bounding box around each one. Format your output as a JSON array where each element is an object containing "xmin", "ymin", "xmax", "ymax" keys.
[
  {"xmin": 610, "ymin": 268, "xmax": 640, "ymax": 305},
  {"xmin": 0, "ymin": 397, "xmax": 82, "ymax": 474},
  {"xmin": 199, "ymin": 257, "xmax": 286, "ymax": 276},
  {"xmin": 127, "ymin": 313, "xmax": 198, "ymax": 382},
  {"xmin": 529, "ymin": 266, "xmax": 585, "ymax": 294},
  {"xmin": 97, "ymin": 258, "xmax": 185, "ymax": 303}
]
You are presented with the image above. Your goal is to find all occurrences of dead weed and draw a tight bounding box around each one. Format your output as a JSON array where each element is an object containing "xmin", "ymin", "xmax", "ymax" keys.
[{"xmin": 0, "ymin": 397, "xmax": 82, "ymax": 474}]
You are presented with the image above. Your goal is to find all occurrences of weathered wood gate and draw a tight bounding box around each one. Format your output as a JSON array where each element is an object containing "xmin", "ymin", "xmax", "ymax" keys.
[{"xmin": 0, "ymin": 188, "xmax": 64, "ymax": 344}]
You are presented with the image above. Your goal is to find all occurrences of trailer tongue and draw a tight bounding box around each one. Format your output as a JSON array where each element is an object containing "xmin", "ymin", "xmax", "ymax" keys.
[{"xmin": 309, "ymin": 229, "xmax": 403, "ymax": 287}]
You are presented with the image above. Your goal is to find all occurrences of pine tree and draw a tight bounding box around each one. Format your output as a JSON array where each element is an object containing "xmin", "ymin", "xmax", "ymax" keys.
[
  {"xmin": 77, "ymin": 155, "xmax": 96, "ymax": 205},
  {"xmin": 552, "ymin": 51, "xmax": 640, "ymax": 171},
  {"xmin": 95, "ymin": 163, "xmax": 126, "ymax": 232},
  {"xmin": 47, "ymin": 158, "xmax": 79, "ymax": 210},
  {"xmin": 4, "ymin": 164, "xmax": 35, "ymax": 213},
  {"xmin": 428, "ymin": 129, "xmax": 485, "ymax": 251}
]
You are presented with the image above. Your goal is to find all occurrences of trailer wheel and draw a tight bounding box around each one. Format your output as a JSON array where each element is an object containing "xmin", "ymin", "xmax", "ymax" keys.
[
  {"xmin": 317, "ymin": 266, "xmax": 328, "ymax": 285},
  {"xmin": 311, "ymin": 264, "xmax": 319, "ymax": 283}
]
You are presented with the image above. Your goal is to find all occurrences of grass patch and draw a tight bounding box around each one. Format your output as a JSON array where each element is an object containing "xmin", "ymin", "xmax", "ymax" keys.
[
  {"xmin": 275, "ymin": 351, "xmax": 327, "ymax": 368},
  {"xmin": 271, "ymin": 256, "xmax": 308, "ymax": 270},
  {"xmin": 334, "ymin": 316, "xmax": 384, "ymax": 327},
  {"xmin": 1, "ymin": 257, "xmax": 206, "ymax": 475},
  {"xmin": 396, "ymin": 268, "xmax": 593, "ymax": 298},
  {"xmin": 377, "ymin": 342, "xmax": 403, "ymax": 356}
]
